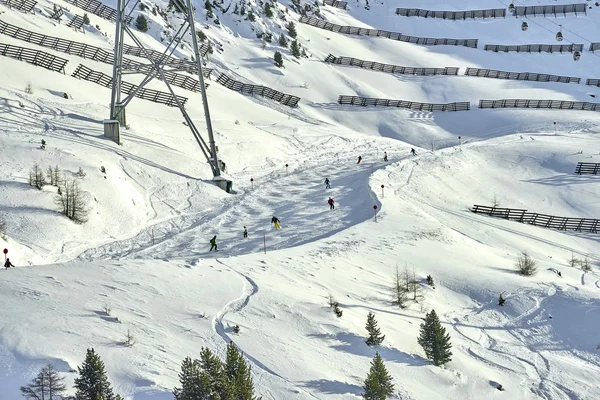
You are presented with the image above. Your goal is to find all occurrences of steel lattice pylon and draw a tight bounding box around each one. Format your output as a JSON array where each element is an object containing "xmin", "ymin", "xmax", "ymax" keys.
[{"xmin": 110, "ymin": 0, "xmax": 222, "ymax": 179}]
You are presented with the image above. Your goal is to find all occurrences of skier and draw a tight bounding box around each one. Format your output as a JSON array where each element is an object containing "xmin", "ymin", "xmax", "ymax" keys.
[
  {"xmin": 383, "ymin": 151, "xmax": 388, "ymax": 162},
  {"xmin": 243, "ymin": 226, "xmax": 248, "ymax": 238},
  {"xmin": 324, "ymin": 178, "xmax": 331, "ymax": 189},
  {"xmin": 209, "ymin": 236, "xmax": 218, "ymax": 252},
  {"xmin": 410, "ymin": 148, "xmax": 417, "ymax": 156},
  {"xmin": 271, "ymin": 216, "xmax": 281, "ymax": 230},
  {"xmin": 357, "ymin": 155, "xmax": 362, "ymax": 164},
  {"xmin": 4, "ymin": 258, "xmax": 14, "ymax": 269},
  {"xmin": 328, "ymin": 197, "xmax": 335, "ymax": 210}
]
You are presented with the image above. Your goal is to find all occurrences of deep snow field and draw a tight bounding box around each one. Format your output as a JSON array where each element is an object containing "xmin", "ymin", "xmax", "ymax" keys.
[{"xmin": 1, "ymin": 0, "xmax": 600, "ymax": 398}]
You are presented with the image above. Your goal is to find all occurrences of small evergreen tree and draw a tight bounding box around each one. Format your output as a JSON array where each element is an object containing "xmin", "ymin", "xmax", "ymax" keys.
[
  {"xmin": 274, "ymin": 51, "xmax": 283, "ymax": 67},
  {"xmin": 264, "ymin": 2, "xmax": 273, "ymax": 17},
  {"xmin": 278, "ymin": 33, "xmax": 287, "ymax": 47},
  {"xmin": 580, "ymin": 256, "xmax": 592, "ymax": 271},
  {"xmin": 173, "ymin": 357, "xmax": 204, "ymax": 400},
  {"xmin": 135, "ymin": 14, "xmax": 148, "ymax": 32},
  {"xmin": 205, "ymin": 0, "xmax": 213, "ymax": 18},
  {"xmin": 233, "ymin": 3, "xmax": 239, "ymax": 14},
  {"xmin": 426, "ymin": 274, "xmax": 435, "ymax": 288},
  {"xmin": 20, "ymin": 362, "xmax": 67, "ymax": 400},
  {"xmin": 290, "ymin": 40, "xmax": 301, "ymax": 58},
  {"xmin": 247, "ymin": 10, "xmax": 255, "ymax": 21},
  {"xmin": 74, "ymin": 348, "xmax": 123, "ymax": 400},
  {"xmin": 224, "ymin": 341, "xmax": 256, "ymax": 399},
  {"xmin": 417, "ymin": 310, "xmax": 452, "ymax": 366},
  {"xmin": 287, "ymin": 21, "xmax": 297, "ymax": 38},
  {"xmin": 197, "ymin": 30, "xmax": 207, "ymax": 42},
  {"xmin": 240, "ymin": 4, "xmax": 246, "ymax": 14},
  {"xmin": 83, "ymin": 13, "xmax": 90, "ymax": 24},
  {"xmin": 498, "ymin": 293, "xmax": 506, "ymax": 306},
  {"xmin": 365, "ymin": 312, "xmax": 385, "ymax": 346},
  {"xmin": 362, "ymin": 352, "xmax": 394, "ymax": 400},
  {"xmin": 198, "ymin": 347, "xmax": 228, "ymax": 398}
]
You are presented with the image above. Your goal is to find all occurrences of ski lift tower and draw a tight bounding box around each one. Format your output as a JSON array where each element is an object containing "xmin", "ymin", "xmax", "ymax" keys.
[{"xmin": 107, "ymin": 0, "xmax": 230, "ymax": 190}]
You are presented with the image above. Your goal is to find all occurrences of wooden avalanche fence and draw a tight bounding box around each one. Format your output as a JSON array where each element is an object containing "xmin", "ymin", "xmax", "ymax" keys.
[
  {"xmin": 323, "ymin": 0, "xmax": 347, "ymax": 10},
  {"xmin": 215, "ymin": 73, "xmax": 300, "ymax": 107},
  {"xmin": 338, "ymin": 95, "xmax": 470, "ymax": 111},
  {"xmin": 484, "ymin": 43, "xmax": 584, "ymax": 53},
  {"xmin": 471, "ymin": 205, "xmax": 600, "ymax": 233},
  {"xmin": 512, "ymin": 3, "xmax": 587, "ymax": 17},
  {"xmin": 590, "ymin": 43, "xmax": 600, "ymax": 52},
  {"xmin": 72, "ymin": 64, "xmax": 188, "ymax": 107},
  {"xmin": 465, "ymin": 68, "xmax": 581, "ymax": 84},
  {"xmin": 0, "ymin": 0, "xmax": 37, "ymax": 12},
  {"xmin": 0, "ymin": 20, "xmax": 211, "ymax": 93},
  {"xmin": 575, "ymin": 162, "xmax": 600, "ymax": 175},
  {"xmin": 587, "ymin": 79, "xmax": 600, "ymax": 87},
  {"xmin": 299, "ymin": 16, "xmax": 479, "ymax": 48},
  {"xmin": 325, "ymin": 54, "xmax": 459, "ymax": 76},
  {"xmin": 479, "ymin": 99, "xmax": 600, "ymax": 111},
  {"xmin": 396, "ymin": 8, "xmax": 505, "ymax": 19},
  {"xmin": 0, "ymin": 42, "xmax": 68, "ymax": 72},
  {"xmin": 62, "ymin": 0, "xmax": 133, "ymax": 24}
]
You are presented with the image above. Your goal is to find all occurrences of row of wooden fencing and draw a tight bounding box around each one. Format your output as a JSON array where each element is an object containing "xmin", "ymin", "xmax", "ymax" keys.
[
  {"xmin": 324, "ymin": 54, "xmax": 459, "ymax": 76},
  {"xmin": 575, "ymin": 162, "xmax": 600, "ymax": 175},
  {"xmin": 465, "ymin": 68, "xmax": 581, "ymax": 84},
  {"xmin": 484, "ymin": 43, "xmax": 584, "ymax": 53},
  {"xmin": 338, "ymin": 95, "xmax": 470, "ymax": 111},
  {"xmin": 72, "ymin": 64, "xmax": 187, "ymax": 107},
  {"xmin": 471, "ymin": 205, "xmax": 600, "ymax": 233},
  {"xmin": 479, "ymin": 99, "xmax": 600, "ymax": 111},
  {"xmin": 324, "ymin": 56, "xmax": 598, "ymax": 86},
  {"xmin": 62, "ymin": 0, "xmax": 133, "ymax": 24},
  {"xmin": 0, "ymin": 42, "xmax": 68, "ymax": 72},
  {"xmin": 323, "ymin": 0, "xmax": 347, "ymax": 10},
  {"xmin": 396, "ymin": 8, "xmax": 506, "ymax": 19},
  {"xmin": 512, "ymin": 4, "xmax": 587, "ymax": 17},
  {"xmin": 0, "ymin": 0, "xmax": 36, "ymax": 12},
  {"xmin": 216, "ymin": 73, "xmax": 300, "ymax": 107},
  {"xmin": 299, "ymin": 15, "xmax": 479, "ymax": 48},
  {"xmin": 0, "ymin": 20, "xmax": 211, "ymax": 93}
]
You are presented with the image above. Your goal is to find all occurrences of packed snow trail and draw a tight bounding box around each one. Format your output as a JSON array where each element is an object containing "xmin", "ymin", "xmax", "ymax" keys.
[{"xmin": 79, "ymin": 147, "xmax": 401, "ymax": 261}]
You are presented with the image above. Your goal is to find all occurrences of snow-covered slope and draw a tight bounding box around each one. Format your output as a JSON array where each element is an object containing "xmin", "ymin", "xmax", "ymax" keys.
[{"xmin": 1, "ymin": 0, "xmax": 600, "ymax": 398}]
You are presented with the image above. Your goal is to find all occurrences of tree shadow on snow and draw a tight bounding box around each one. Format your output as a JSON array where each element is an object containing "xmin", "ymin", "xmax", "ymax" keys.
[
  {"xmin": 307, "ymin": 331, "xmax": 427, "ymax": 366},
  {"xmin": 302, "ymin": 379, "xmax": 363, "ymax": 395}
]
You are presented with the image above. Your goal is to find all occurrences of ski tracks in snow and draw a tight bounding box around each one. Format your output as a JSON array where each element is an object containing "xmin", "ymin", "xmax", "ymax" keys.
[{"xmin": 211, "ymin": 260, "xmax": 319, "ymax": 399}]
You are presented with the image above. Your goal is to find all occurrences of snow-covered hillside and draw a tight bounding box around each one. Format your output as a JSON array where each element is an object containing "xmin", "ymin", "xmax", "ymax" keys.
[{"xmin": 1, "ymin": 0, "xmax": 600, "ymax": 398}]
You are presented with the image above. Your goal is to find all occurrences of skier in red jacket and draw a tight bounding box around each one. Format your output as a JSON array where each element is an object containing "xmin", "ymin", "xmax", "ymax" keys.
[{"xmin": 328, "ymin": 197, "xmax": 335, "ymax": 210}]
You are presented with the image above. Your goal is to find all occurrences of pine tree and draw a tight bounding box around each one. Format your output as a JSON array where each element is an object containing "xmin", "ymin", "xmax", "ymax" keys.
[
  {"xmin": 224, "ymin": 341, "xmax": 256, "ymax": 399},
  {"xmin": 287, "ymin": 21, "xmax": 297, "ymax": 38},
  {"xmin": 274, "ymin": 51, "xmax": 283, "ymax": 67},
  {"xmin": 365, "ymin": 312, "xmax": 385, "ymax": 346},
  {"xmin": 74, "ymin": 348, "xmax": 123, "ymax": 400},
  {"xmin": 20, "ymin": 362, "xmax": 67, "ymax": 400},
  {"xmin": 362, "ymin": 352, "xmax": 394, "ymax": 400},
  {"xmin": 247, "ymin": 10, "xmax": 255, "ymax": 21},
  {"xmin": 83, "ymin": 13, "xmax": 90, "ymax": 24},
  {"xmin": 278, "ymin": 33, "xmax": 287, "ymax": 47},
  {"xmin": 173, "ymin": 357, "xmax": 204, "ymax": 400},
  {"xmin": 198, "ymin": 347, "xmax": 228, "ymax": 399},
  {"xmin": 135, "ymin": 14, "xmax": 148, "ymax": 32},
  {"xmin": 205, "ymin": 0, "xmax": 213, "ymax": 18},
  {"xmin": 197, "ymin": 30, "xmax": 207, "ymax": 42},
  {"xmin": 290, "ymin": 40, "xmax": 300, "ymax": 58},
  {"xmin": 264, "ymin": 2, "xmax": 273, "ymax": 18},
  {"xmin": 417, "ymin": 309, "xmax": 452, "ymax": 366}
]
